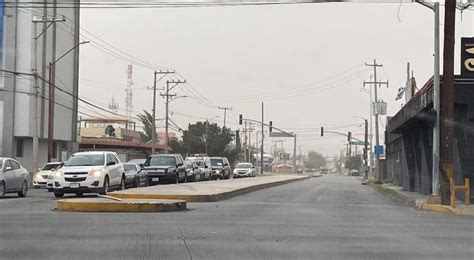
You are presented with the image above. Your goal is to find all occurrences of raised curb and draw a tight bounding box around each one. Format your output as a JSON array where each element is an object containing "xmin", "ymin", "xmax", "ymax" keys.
[
  {"xmin": 111, "ymin": 176, "xmax": 311, "ymax": 202},
  {"xmin": 57, "ymin": 198, "xmax": 186, "ymax": 212},
  {"xmin": 368, "ymin": 182, "xmax": 418, "ymax": 207},
  {"xmin": 369, "ymin": 182, "xmax": 474, "ymax": 217}
]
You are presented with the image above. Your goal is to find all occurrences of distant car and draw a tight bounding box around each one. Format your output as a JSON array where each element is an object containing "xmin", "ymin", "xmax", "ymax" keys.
[
  {"xmin": 0, "ymin": 158, "xmax": 30, "ymax": 198},
  {"xmin": 52, "ymin": 151, "xmax": 125, "ymax": 198},
  {"xmin": 144, "ymin": 154, "xmax": 186, "ymax": 184},
  {"xmin": 210, "ymin": 157, "xmax": 231, "ymax": 180},
  {"xmin": 321, "ymin": 168, "xmax": 328, "ymax": 175},
  {"xmin": 33, "ymin": 162, "xmax": 61, "ymax": 189},
  {"xmin": 233, "ymin": 163, "xmax": 256, "ymax": 178},
  {"xmin": 184, "ymin": 160, "xmax": 202, "ymax": 182},
  {"xmin": 296, "ymin": 165, "xmax": 304, "ymax": 174},
  {"xmin": 123, "ymin": 163, "xmax": 147, "ymax": 188}
]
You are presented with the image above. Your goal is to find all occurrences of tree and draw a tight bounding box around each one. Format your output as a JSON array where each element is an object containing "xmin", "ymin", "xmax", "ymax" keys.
[
  {"xmin": 345, "ymin": 155, "xmax": 362, "ymax": 170},
  {"xmin": 137, "ymin": 110, "xmax": 155, "ymax": 142},
  {"xmin": 171, "ymin": 121, "xmax": 238, "ymax": 164},
  {"xmin": 304, "ymin": 151, "xmax": 326, "ymax": 169}
]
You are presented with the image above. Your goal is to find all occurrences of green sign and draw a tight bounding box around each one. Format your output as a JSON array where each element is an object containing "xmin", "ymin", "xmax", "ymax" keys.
[{"xmin": 350, "ymin": 140, "xmax": 366, "ymax": 146}]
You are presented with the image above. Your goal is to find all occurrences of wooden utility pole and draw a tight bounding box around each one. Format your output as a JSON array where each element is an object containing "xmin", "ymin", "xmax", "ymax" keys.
[
  {"xmin": 150, "ymin": 70, "xmax": 174, "ymax": 154},
  {"xmin": 364, "ymin": 60, "xmax": 388, "ymax": 182},
  {"xmin": 218, "ymin": 106, "xmax": 232, "ymax": 127},
  {"xmin": 440, "ymin": 0, "xmax": 456, "ymax": 205},
  {"xmin": 161, "ymin": 79, "xmax": 185, "ymax": 153},
  {"xmin": 364, "ymin": 119, "xmax": 369, "ymax": 180}
]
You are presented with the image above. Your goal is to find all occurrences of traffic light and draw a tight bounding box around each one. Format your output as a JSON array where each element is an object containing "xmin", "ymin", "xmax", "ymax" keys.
[
  {"xmin": 269, "ymin": 121, "xmax": 273, "ymax": 133},
  {"xmin": 320, "ymin": 127, "xmax": 324, "ymax": 137},
  {"xmin": 239, "ymin": 114, "xmax": 243, "ymax": 125},
  {"xmin": 347, "ymin": 131, "xmax": 352, "ymax": 142}
]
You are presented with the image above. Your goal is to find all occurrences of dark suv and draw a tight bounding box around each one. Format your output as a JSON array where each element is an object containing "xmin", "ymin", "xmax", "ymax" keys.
[
  {"xmin": 143, "ymin": 154, "xmax": 186, "ymax": 184},
  {"xmin": 210, "ymin": 157, "xmax": 231, "ymax": 180}
]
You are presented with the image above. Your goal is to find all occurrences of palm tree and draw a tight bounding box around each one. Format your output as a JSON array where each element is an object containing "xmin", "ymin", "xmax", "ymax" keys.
[{"xmin": 137, "ymin": 110, "xmax": 155, "ymax": 142}]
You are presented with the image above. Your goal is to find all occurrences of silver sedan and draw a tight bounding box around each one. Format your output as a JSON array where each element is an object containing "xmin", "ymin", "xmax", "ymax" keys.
[{"xmin": 0, "ymin": 158, "xmax": 30, "ymax": 198}]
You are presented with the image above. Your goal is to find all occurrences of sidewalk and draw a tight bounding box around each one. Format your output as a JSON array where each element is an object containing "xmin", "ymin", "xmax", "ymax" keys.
[
  {"xmin": 369, "ymin": 182, "xmax": 474, "ymax": 217},
  {"xmin": 111, "ymin": 174, "xmax": 310, "ymax": 202}
]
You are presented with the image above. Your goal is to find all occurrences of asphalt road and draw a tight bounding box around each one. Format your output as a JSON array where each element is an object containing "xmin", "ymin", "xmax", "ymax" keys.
[{"xmin": 0, "ymin": 174, "xmax": 473, "ymax": 260}]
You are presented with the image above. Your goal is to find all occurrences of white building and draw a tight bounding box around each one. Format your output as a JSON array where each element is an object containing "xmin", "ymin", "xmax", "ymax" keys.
[{"xmin": 0, "ymin": 2, "xmax": 80, "ymax": 172}]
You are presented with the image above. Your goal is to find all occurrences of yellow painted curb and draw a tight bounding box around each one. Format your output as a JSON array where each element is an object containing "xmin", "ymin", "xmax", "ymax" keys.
[
  {"xmin": 421, "ymin": 203, "xmax": 455, "ymax": 214},
  {"xmin": 111, "ymin": 176, "xmax": 311, "ymax": 202},
  {"xmin": 57, "ymin": 198, "xmax": 186, "ymax": 212}
]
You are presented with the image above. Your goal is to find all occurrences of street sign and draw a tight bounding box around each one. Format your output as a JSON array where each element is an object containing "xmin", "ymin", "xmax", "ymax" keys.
[
  {"xmin": 350, "ymin": 140, "xmax": 366, "ymax": 146},
  {"xmin": 374, "ymin": 145, "xmax": 384, "ymax": 155},
  {"xmin": 269, "ymin": 132, "xmax": 294, "ymax": 138}
]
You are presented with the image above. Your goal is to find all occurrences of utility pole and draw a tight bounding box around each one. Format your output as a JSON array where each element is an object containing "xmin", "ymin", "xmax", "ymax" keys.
[
  {"xmin": 218, "ymin": 106, "xmax": 232, "ymax": 127},
  {"xmin": 364, "ymin": 60, "xmax": 388, "ymax": 183},
  {"xmin": 161, "ymin": 79, "xmax": 186, "ymax": 153},
  {"xmin": 414, "ymin": 1, "xmax": 441, "ymax": 196},
  {"xmin": 364, "ymin": 119, "xmax": 369, "ymax": 180},
  {"xmin": 150, "ymin": 70, "xmax": 175, "ymax": 154},
  {"xmin": 31, "ymin": 15, "xmax": 65, "ymax": 163},
  {"xmin": 260, "ymin": 102, "xmax": 264, "ymax": 174},
  {"xmin": 293, "ymin": 134, "xmax": 297, "ymax": 174},
  {"xmin": 440, "ymin": 0, "xmax": 456, "ymax": 205},
  {"xmin": 244, "ymin": 121, "xmax": 248, "ymax": 161}
]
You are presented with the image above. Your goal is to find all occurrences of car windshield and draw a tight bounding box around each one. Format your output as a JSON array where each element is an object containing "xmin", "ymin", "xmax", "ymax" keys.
[
  {"xmin": 236, "ymin": 163, "xmax": 252, "ymax": 169},
  {"xmin": 146, "ymin": 156, "xmax": 176, "ymax": 166},
  {"xmin": 211, "ymin": 159, "xmax": 223, "ymax": 167},
  {"xmin": 64, "ymin": 154, "xmax": 104, "ymax": 166},
  {"xmin": 123, "ymin": 164, "xmax": 137, "ymax": 172},
  {"xmin": 42, "ymin": 164, "xmax": 59, "ymax": 171}
]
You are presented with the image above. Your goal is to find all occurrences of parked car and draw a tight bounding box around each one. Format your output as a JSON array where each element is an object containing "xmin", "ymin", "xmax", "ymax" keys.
[
  {"xmin": 296, "ymin": 165, "xmax": 304, "ymax": 174},
  {"xmin": 52, "ymin": 151, "xmax": 125, "ymax": 198},
  {"xmin": 210, "ymin": 157, "xmax": 231, "ymax": 180},
  {"xmin": 123, "ymin": 163, "xmax": 147, "ymax": 188},
  {"xmin": 184, "ymin": 160, "xmax": 202, "ymax": 182},
  {"xmin": 127, "ymin": 158, "xmax": 146, "ymax": 164},
  {"xmin": 0, "ymin": 158, "xmax": 30, "ymax": 198},
  {"xmin": 233, "ymin": 163, "xmax": 256, "ymax": 178},
  {"xmin": 185, "ymin": 156, "xmax": 212, "ymax": 181},
  {"xmin": 144, "ymin": 154, "xmax": 186, "ymax": 184},
  {"xmin": 33, "ymin": 162, "xmax": 61, "ymax": 189}
]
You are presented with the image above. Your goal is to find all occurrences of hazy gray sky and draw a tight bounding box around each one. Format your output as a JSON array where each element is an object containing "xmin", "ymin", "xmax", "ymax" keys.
[{"xmin": 77, "ymin": 2, "xmax": 474, "ymax": 156}]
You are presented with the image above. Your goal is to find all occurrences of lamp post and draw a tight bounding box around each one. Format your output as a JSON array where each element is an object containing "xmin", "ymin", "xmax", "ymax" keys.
[{"xmin": 47, "ymin": 41, "xmax": 89, "ymax": 162}]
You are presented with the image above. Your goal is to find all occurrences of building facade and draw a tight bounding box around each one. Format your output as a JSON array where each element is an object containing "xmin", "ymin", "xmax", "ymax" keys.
[{"xmin": 0, "ymin": 2, "xmax": 80, "ymax": 172}]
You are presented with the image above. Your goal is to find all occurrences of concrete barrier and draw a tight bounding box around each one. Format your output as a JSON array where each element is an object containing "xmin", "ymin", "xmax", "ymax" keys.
[{"xmin": 57, "ymin": 197, "xmax": 186, "ymax": 212}]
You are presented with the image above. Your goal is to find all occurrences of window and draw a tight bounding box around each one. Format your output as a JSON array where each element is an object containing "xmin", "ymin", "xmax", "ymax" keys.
[
  {"xmin": 3, "ymin": 160, "xmax": 12, "ymax": 171},
  {"xmin": 11, "ymin": 160, "xmax": 20, "ymax": 170},
  {"xmin": 16, "ymin": 139, "xmax": 24, "ymax": 157},
  {"xmin": 65, "ymin": 154, "xmax": 105, "ymax": 166}
]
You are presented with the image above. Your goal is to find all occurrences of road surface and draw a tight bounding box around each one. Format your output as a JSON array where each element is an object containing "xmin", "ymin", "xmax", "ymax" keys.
[{"xmin": 0, "ymin": 174, "xmax": 472, "ymax": 259}]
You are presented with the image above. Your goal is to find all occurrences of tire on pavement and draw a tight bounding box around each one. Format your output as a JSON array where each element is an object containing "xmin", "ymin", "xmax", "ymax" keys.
[
  {"xmin": 18, "ymin": 181, "xmax": 28, "ymax": 197},
  {"xmin": 99, "ymin": 177, "xmax": 109, "ymax": 195},
  {"xmin": 0, "ymin": 181, "xmax": 5, "ymax": 199},
  {"xmin": 54, "ymin": 191, "xmax": 64, "ymax": 198}
]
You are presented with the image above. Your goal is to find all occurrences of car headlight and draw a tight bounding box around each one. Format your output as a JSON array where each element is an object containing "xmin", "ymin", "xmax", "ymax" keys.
[
  {"xmin": 54, "ymin": 170, "xmax": 64, "ymax": 177},
  {"xmin": 88, "ymin": 170, "xmax": 102, "ymax": 177},
  {"xmin": 34, "ymin": 172, "xmax": 40, "ymax": 179},
  {"xmin": 233, "ymin": 169, "xmax": 237, "ymax": 174},
  {"xmin": 47, "ymin": 175, "xmax": 54, "ymax": 180}
]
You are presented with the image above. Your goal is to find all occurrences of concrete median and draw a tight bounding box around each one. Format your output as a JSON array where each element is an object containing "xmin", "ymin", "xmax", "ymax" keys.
[
  {"xmin": 57, "ymin": 197, "xmax": 186, "ymax": 212},
  {"xmin": 110, "ymin": 174, "xmax": 310, "ymax": 202}
]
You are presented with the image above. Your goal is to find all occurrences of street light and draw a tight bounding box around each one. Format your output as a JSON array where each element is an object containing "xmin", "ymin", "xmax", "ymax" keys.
[{"xmin": 48, "ymin": 41, "xmax": 90, "ymax": 162}]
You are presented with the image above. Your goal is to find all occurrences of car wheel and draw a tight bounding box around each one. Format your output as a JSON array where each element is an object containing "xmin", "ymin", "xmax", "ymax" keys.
[
  {"xmin": 100, "ymin": 177, "xmax": 109, "ymax": 195},
  {"xmin": 18, "ymin": 181, "xmax": 28, "ymax": 197},
  {"xmin": 75, "ymin": 192, "xmax": 84, "ymax": 197},
  {"xmin": 119, "ymin": 175, "xmax": 125, "ymax": 190},
  {"xmin": 54, "ymin": 191, "xmax": 64, "ymax": 198},
  {"xmin": 0, "ymin": 182, "xmax": 5, "ymax": 199}
]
